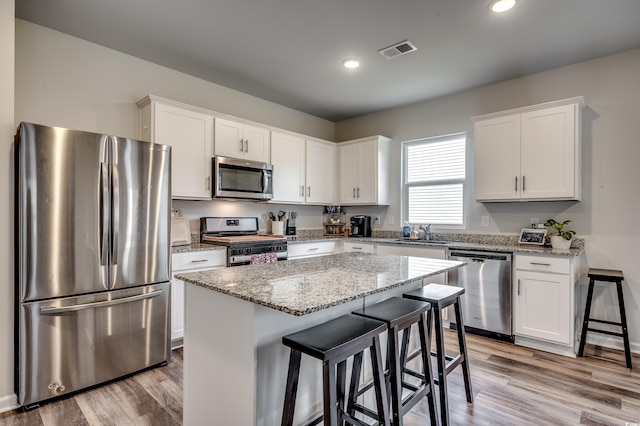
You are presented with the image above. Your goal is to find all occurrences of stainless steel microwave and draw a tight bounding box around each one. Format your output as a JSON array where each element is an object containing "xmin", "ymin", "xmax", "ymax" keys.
[{"xmin": 212, "ymin": 156, "xmax": 273, "ymax": 200}]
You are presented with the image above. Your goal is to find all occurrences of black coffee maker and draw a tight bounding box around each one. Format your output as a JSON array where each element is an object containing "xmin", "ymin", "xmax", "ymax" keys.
[{"xmin": 350, "ymin": 215, "xmax": 372, "ymax": 237}]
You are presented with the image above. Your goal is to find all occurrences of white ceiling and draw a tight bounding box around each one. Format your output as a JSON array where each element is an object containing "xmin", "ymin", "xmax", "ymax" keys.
[{"xmin": 15, "ymin": 0, "xmax": 640, "ymax": 122}]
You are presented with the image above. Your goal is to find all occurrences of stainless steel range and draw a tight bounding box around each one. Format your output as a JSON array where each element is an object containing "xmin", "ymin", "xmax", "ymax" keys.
[{"xmin": 200, "ymin": 217, "xmax": 288, "ymax": 266}]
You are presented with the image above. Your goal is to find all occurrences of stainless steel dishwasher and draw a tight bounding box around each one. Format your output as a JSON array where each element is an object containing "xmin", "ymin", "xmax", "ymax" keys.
[{"xmin": 447, "ymin": 249, "xmax": 513, "ymax": 341}]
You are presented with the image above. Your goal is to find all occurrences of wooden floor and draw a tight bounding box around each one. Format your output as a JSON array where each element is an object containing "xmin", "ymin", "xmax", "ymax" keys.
[{"xmin": 2, "ymin": 332, "xmax": 639, "ymax": 425}]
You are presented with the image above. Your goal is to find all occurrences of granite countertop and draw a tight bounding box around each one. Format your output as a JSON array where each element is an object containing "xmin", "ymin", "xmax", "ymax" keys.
[
  {"xmin": 175, "ymin": 252, "xmax": 464, "ymax": 316},
  {"xmin": 171, "ymin": 243, "xmax": 226, "ymax": 254},
  {"xmin": 289, "ymin": 234, "xmax": 584, "ymax": 257}
]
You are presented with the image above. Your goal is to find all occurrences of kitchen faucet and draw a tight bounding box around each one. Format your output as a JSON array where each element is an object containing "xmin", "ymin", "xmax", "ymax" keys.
[{"xmin": 419, "ymin": 224, "xmax": 431, "ymax": 241}]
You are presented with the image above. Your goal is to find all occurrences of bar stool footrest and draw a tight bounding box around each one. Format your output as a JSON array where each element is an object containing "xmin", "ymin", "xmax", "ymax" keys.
[
  {"xmin": 589, "ymin": 318, "xmax": 624, "ymax": 327},
  {"xmin": 586, "ymin": 327, "xmax": 626, "ymax": 338}
]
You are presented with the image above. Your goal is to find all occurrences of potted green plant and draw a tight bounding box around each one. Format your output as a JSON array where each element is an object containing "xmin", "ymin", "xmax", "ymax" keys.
[{"xmin": 544, "ymin": 219, "xmax": 576, "ymax": 249}]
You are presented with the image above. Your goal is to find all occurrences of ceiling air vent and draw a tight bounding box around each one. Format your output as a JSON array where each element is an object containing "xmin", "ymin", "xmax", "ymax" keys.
[{"xmin": 378, "ymin": 40, "xmax": 418, "ymax": 60}]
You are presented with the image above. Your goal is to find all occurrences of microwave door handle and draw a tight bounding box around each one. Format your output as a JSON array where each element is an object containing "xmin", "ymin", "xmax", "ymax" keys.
[{"xmin": 262, "ymin": 170, "xmax": 268, "ymax": 193}]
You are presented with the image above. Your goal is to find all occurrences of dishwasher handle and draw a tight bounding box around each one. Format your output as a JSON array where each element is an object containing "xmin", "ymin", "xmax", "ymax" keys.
[{"xmin": 449, "ymin": 250, "xmax": 511, "ymax": 262}]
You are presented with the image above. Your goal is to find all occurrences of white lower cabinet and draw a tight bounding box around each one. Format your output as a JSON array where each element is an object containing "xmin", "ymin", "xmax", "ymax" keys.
[
  {"xmin": 171, "ymin": 250, "xmax": 226, "ymax": 347},
  {"xmin": 514, "ymin": 253, "xmax": 579, "ymax": 357},
  {"xmin": 287, "ymin": 241, "xmax": 336, "ymax": 259}
]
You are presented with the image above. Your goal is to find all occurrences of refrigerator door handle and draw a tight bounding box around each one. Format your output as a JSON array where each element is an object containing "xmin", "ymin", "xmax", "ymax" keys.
[
  {"xmin": 99, "ymin": 163, "xmax": 110, "ymax": 266},
  {"xmin": 39, "ymin": 290, "xmax": 163, "ymax": 315},
  {"xmin": 111, "ymin": 164, "xmax": 119, "ymax": 267}
]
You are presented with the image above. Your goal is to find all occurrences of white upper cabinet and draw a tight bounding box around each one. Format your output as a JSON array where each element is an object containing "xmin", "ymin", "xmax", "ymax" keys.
[
  {"xmin": 138, "ymin": 95, "xmax": 214, "ymax": 200},
  {"xmin": 270, "ymin": 132, "xmax": 336, "ymax": 205},
  {"xmin": 305, "ymin": 138, "xmax": 336, "ymax": 205},
  {"xmin": 214, "ymin": 117, "xmax": 270, "ymax": 163},
  {"xmin": 339, "ymin": 136, "xmax": 391, "ymax": 205},
  {"xmin": 473, "ymin": 97, "xmax": 583, "ymax": 202},
  {"xmin": 271, "ymin": 132, "xmax": 306, "ymax": 203}
]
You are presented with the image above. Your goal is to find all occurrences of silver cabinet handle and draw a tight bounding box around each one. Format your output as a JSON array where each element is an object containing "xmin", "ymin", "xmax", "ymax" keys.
[
  {"xmin": 239, "ymin": 139, "xmax": 244, "ymax": 152},
  {"xmin": 307, "ymin": 247, "xmax": 319, "ymax": 252},
  {"xmin": 307, "ymin": 186, "xmax": 311, "ymax": 197},
  {"xmin": 244, "ymin": 139, "xmax": 249, "ymax": 153},
  {"xmin": 522, "ymin": 175, "xmax": 526, "ymax": 192},
  {"xmin": 190, "ymin": 259, "xmax": 208, "ymax": 263},
  {"xmin": 40, "ymin": 290, "xmax": 163, "ymax": 314},
  {"xmin": 300, "ymin": 185, "xmax": 304, "ymax": 197},
  {"xmin": 518, "ymin": 279, "xmax": 521, "ymax": 295},
  {"xmin": 206, "ymin": 176, "xmax": 211, "ymax": 190},
  {"xmin": 353, "ymin": 188, "xmax": 356, "ymax": 198},
  {"xmin": 357, "ymin": 187, "xmax": 360, "ymax": 198},
  {"xmin": 530, "ymin": 262, "xmax": 551, "ymax": 267},
  {"xmin": 515, "ymin": 176, "xmax": 518, "ymax": 192},
  {"xmin": 352, "ymin": 246, "xmax": 362, "ymax": 250}
]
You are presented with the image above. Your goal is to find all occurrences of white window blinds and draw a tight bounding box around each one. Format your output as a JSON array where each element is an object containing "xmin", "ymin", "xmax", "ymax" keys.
[{"xmin": 403, "ymin": 134, "xmax": 466, "ymax": 226}]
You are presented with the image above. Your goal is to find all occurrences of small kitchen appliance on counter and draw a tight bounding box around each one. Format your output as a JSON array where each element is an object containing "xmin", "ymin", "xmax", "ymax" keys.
[
  {"xmin": 200, "ymin": 217, "xmax": 288, "ymax": 266},
  {"xmin": 350, "ymin": 215, "xmax": 372, "ymax": 237}
]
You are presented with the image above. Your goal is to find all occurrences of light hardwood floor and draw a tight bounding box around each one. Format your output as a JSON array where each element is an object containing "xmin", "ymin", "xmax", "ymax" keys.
[{"xmin": 1, "ymin": 332, "xmax": 639, "ymax": 425}]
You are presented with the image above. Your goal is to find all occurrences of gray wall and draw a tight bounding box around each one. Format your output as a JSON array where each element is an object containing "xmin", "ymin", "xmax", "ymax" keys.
[
  {"xmin": 0, "ymin": 0, "xmax": 14, "ymax": 413},
  {"xmin": 335, "ymin": 48, "xmax": 640, "ymax": 351}
]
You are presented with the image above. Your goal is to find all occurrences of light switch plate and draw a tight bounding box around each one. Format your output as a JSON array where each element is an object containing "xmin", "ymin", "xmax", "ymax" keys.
[{"xmin": 481, "ymin": 216, "xmax": 489, "ymax": 227}]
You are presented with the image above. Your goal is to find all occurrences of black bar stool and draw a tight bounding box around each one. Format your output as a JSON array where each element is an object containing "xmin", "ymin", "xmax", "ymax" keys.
[
  {"xmin": 578, "ymin": 268, "xmax": 632, "ymax": 369},
  {"xmin": 352, "ymin": 297, "xmax": 438, "ymax": 426},
  {"xmin": 281, "ymin": 314, "xmax": 390, "ymax": 426},
  {"xmin": 403, "ymin": 284, "xmax": 473, "ymax": 426}
]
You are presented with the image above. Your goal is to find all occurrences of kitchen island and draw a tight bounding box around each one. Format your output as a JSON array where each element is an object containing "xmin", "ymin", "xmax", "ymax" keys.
[{"xmin": 176, "ymin": 252, "xmax": 464, "ymax": 426}]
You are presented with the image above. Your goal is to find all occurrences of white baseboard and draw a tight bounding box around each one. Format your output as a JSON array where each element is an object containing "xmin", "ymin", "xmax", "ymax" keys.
[
  {"xmin": 0, "ymin": 393, "xmax": 18, "ymax": 414},
  {"xmin": 586, "ymin": 334, "xmax": 640, "ymax": 354}
]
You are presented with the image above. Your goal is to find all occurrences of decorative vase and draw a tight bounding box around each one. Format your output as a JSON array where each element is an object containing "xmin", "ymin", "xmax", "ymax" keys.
[{"xmin": 550, "ymin": 235, "xmax": 571, "ymax": 250}]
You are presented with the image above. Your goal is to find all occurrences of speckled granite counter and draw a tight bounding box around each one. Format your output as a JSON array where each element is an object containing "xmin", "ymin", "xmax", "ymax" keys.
[
  {"xmin": 289, "ymin": 234, "xmax": 584, "ymax": 257},
  {"xmin": 176, "ymin": 252, "xmax": 464, "ymax": 315},
  {"xmin": 171, "ymin": 242, "xmax": 225, "ymax": 254}
]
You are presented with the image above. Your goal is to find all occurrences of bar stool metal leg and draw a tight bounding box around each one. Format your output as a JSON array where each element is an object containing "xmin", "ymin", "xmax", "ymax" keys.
[
  {"xmin": 616, "ymin": 280, "xmax": 632, "ymax": 369},
  {"xmin": 453, "ymin": 302, "xmax": 473, "ymax": 403},
  {"xmin": 577, "ymin": 277, "xmax": 596, "ymax": 358}
]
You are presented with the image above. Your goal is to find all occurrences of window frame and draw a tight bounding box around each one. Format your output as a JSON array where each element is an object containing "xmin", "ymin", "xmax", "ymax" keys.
[{"xmin": 401, "ymin": 132, "xmax": 468, "ymax": 230}]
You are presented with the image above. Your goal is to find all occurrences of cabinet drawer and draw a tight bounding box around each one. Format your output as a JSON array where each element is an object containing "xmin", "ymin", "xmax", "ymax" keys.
[
  {"xmin": 515, "ymin": 254, "xmax": 570, "ymax": 274},
  {"xmin": 172, "ymin": 250, "xmax": 226, "ymax": 272},
  {"xmin": 288, "ymin": 241, "xmax": 336, "ymax": 259},
  {"xmin": 343, "ymin": 242, "xmax": 375, "ymax": 253}
]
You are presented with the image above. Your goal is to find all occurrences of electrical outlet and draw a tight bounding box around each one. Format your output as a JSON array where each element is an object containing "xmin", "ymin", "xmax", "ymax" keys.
[
  {"xmin": 531, "ymin": 217, "xmax": 539, "ymax": 226},
  {"xmin": 387, "ymin": 215, "xmax": 394, "ymax": 225},
  {"xmin": 374, "ymin": 216, "xmax": 381, "ymax": 225},
  {"xmin": 481, "ymin": 216, "xmax": 489, "ymax": 227}
]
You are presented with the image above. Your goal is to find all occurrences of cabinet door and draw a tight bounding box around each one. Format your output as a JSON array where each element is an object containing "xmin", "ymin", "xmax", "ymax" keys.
[
  {"xmin": 515, "ymin": 270, "xmax": 571, "ymax": 344},
  {"xmin": 339, "ymin": 144, "xmax": 359, "ymax": 204},
  {"xmin": 243, "ymin": 124, "xmax": 270, "ymax": 163},
  {"xmin": 306, "ymin": 139, "xmax": 336, "ymax": 204},
  {"xmin": 154, "ymin": 103, "xmax": 213, "ymax": 200},
  {"xmin": 170, "ymin": 277, "xmax": 185, "ymax": 344},
  {"xmin": 271, "ymin": 132, "xmax": 305, "ymax": 203},
  {"xmin": 214, "ymin": 118, "xmax": 245, "ymax": 158},
  {"xmin": 520, "ymin": 104, "xmax": 576, "ymax": 200},
  {"xmin": 355, "ymin": 140, "xmax": 378, "ymax": 204},
  {"xmin": 473, "ymin": 114, "xmax": 521, "ymax": 201}
]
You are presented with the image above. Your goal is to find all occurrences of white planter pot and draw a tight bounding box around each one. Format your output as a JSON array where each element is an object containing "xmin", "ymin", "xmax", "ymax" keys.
[{"xmin": 550, "ymin": 235, "xmax": 571, "ymax": 250}]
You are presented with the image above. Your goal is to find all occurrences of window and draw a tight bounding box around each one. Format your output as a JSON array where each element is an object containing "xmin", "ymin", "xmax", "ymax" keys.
[{"xmin": 402, "ymin": 133, "xmax": 466, "ymax": 226}]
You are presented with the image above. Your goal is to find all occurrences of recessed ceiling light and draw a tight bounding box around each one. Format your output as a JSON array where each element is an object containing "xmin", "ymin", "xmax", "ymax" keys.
[
  {"xmin": 489, "ymin": 0, "xmax": 517, "ymax": 13},
  {"xmin": 342, "ymin": 58, "xmax": 361, "ymax": 69}
]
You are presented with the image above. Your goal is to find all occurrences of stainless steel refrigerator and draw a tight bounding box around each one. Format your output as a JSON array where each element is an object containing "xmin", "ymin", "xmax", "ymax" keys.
[{"xmin": 15, "ymin": 122, "xmax": 172, "ymax": 408}]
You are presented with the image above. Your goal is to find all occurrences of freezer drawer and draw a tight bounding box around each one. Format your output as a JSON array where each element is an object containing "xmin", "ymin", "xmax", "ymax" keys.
[{"xmin": 18, "ymin": 283, "xmax": 170, "ymax": 407}]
